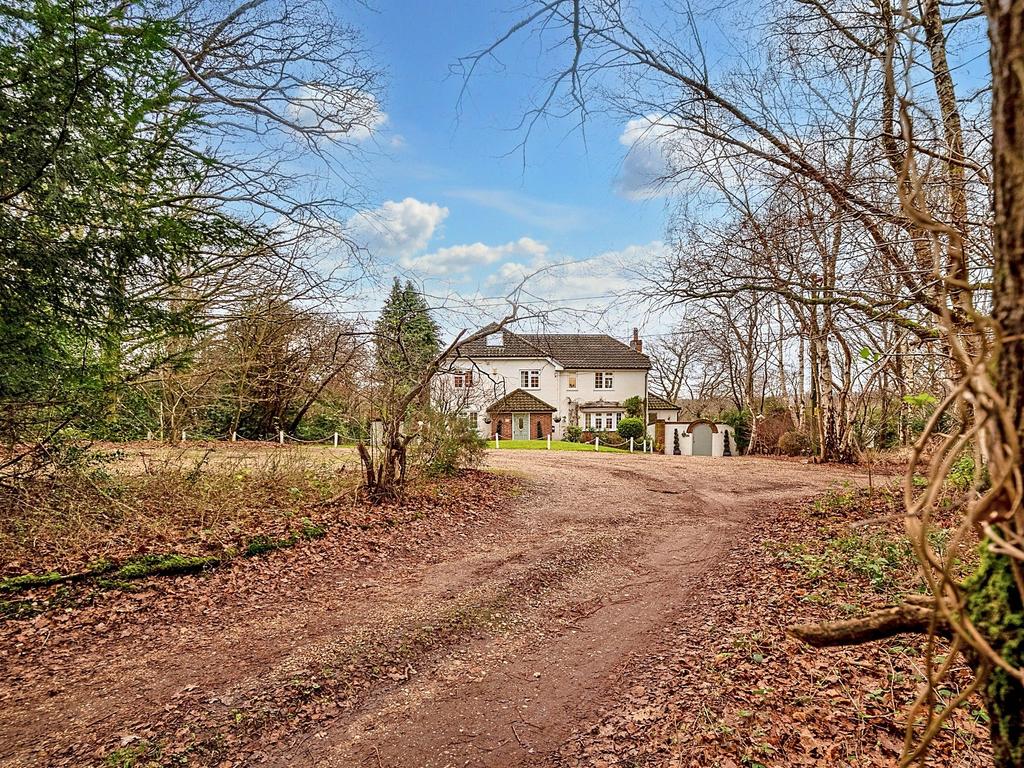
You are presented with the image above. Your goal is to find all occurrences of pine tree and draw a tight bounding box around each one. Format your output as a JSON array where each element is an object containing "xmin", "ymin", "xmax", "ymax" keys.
[{"xmin": 373, "ymin": 278, "xmax": 441, "ymax": 386}]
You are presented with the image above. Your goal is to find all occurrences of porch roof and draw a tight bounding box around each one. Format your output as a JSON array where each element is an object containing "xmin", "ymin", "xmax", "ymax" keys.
[
  {"xmin": 579, "ymin": 398, "xmax": 623, "ymax": 410},
  {"xmin": 486, "ymin": 388, "xmax": 557, "ymax": 413}
]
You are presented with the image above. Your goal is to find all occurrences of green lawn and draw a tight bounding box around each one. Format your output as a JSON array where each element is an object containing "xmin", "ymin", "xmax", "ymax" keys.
[{"xmin": 487, "ymin": 439, "xmax": 633, "ymax": 453}]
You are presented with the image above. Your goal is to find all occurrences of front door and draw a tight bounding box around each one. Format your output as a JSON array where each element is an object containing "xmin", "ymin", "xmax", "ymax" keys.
[
  {"xmin": 692, "ymin": 423, "xmax": 713, "ymax": 456},
  {"xmin": 512, "ymin": 412, "xmax": 530, "ymax": 440}
]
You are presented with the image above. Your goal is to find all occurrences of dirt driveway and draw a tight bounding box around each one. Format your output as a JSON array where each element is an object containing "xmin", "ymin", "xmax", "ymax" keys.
[{"xmin": 0, "ymin": 452, "xmax": 862, "ymax": 767}]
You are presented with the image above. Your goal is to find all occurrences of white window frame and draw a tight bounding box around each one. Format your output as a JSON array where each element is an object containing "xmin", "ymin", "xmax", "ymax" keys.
[
  {"xmin": 587, "ymin": 412, "xmax": 623, "ymax": 430},
  {"xmin": 453, "ymin": 371, "xmax": 473, "ymax": 389},
  {"xmin": 566, "ymin": 372, "xmax": 577, "ymax": 389},
  {"xmin": 520, "ymin": 369, "xmax": 540, "ymax": 389},
  {"xmin": 594, "ymin": 371, "xmax": 614, "ymax": 389}
]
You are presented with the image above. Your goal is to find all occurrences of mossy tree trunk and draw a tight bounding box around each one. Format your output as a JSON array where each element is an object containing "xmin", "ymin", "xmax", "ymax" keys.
[{"xmin": 979, "ymin": 2, "xmax": 1024, "ymax": 763}]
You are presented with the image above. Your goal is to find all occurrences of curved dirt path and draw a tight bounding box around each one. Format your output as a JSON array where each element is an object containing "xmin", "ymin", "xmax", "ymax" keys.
[{"xmin": 0, "ymin": 453, "xmax": 862, "ymax": 767}]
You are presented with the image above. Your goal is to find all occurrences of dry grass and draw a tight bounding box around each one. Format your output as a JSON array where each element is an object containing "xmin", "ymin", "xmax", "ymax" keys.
[{"xmin": 0, "ymin": 443, "xmax": 361, "ymax": 576}]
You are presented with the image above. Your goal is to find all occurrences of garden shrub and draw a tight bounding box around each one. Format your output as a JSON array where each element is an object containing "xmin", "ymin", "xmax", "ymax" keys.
[
  {"xmin": 623, "ymin": 396, "xmax": 644, "ymax": 419},
  {"xmin": 564, "ymin": 425, "xmax": 582, "ymax": 443},
  {"xmin": 719, "ymin": 408, "xmax": 752, "ymax": 452},
  {"xmin": 415, "ymin": 413, "xmax": 485, "ymax": 476},
  {"xmin": 778, "ymin": 430, "xmax": 811, "ymax": 456},
  {"xmin": 616, "ymin": 417, "xmax": 645, "ymax": 441}
]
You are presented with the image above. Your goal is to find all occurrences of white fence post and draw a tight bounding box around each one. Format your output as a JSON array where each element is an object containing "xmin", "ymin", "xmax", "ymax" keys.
[
  {"xmin": 547, "ymin": 434, "xmax": 551, "ymax": 450},
  {"xmin": 279, "ymin": 429, "xmax": 285, "ymax": 445},
  {"xmin": 146, "ymin": 430, "xmax": 153, "ymax": 441},
  {"xmin": 595, "ymin": 436, "xmax": 600, "ymax": 451},
  {"xmin": 181, "ymin": 430, "xmax": 187, "ymax": 443},
  {"xmin": 231, "ymin": 431, "xmax": 237, "ymax": 442},
  {"xmin": 333, "ymin": 432, "xmax": 339, "ymax": 447},
  {"xmin": 495, "ymin": 434, "xmax": 500, "ymax": 449},
  {"xmin": 629, "ymin": 436, "xmax": 634, "ymax": 452}
]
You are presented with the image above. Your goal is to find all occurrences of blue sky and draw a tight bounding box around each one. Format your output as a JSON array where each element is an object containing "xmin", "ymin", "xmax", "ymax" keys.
[
  {"xmin": 326, "ymin": 0, "xmax": 991, "ymax": 337},
  {"xmin": 336, "ymin": 0, "xmax": 671, "ymax": 331}
]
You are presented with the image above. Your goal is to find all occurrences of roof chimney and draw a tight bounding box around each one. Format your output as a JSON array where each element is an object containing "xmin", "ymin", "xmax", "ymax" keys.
[{"xmin": 630, "ymin": 327, "xmax": 643, "ymax": 353}]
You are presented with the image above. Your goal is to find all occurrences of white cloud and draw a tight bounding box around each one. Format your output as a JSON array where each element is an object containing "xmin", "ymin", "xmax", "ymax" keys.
[
  {"xmin": 287, "ymin": 85, "xmax": 388, "ymax": 142},
  {"xmin": 615, "ymin": 114, "xmax": 754, "ymax": 200},
  {"xmin": 402, "ymin": 237, "xmax": 549, "ymax": 276},
  {"xmin": 349, "ymin": 198, "xmax": 449, "ymax": 258},
  {"xmin": 484, "ymin": 241, "xmax": 667, "ymax": 301},
  {"xmin": 615, "ymin": 116, "xmax": 682, "ymax": 200}
]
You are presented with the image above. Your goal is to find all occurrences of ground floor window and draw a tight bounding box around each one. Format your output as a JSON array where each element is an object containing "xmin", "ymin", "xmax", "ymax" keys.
[
  {"xmin": 465, "ymin": 412, "xmax": 477, "ymax": 427},
  {"xmin": 586, "ymin": 411, "xmax": 623, "ymax": 430}
]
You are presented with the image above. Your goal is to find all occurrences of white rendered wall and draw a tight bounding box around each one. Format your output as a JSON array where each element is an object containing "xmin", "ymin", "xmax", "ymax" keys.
[
  {"xmin": 661, "ymin": 422, "xmax": 735, "ymax": 457},
  {"xmin": 453, "ymin": 360, "xmax": 648, "ymax": 439}
]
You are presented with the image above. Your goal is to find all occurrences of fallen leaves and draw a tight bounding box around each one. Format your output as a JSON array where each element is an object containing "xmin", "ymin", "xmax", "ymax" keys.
[
  {"xmin": 0, "ymin": 469, "xmax": 520, "ymax": 767},
  {"xmin": 556, "ymin": 495, "xmax": 991, "ymax": 768}
]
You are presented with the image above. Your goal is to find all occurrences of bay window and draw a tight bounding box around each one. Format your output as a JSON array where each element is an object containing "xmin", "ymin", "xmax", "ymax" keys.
[{"xmin": 588, "ymin": 412, "xmax": 622, "ymax": 430}]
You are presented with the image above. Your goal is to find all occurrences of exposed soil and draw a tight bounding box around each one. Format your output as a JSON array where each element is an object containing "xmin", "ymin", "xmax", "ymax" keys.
[{"xmin": 0, "ymin": 453, "xmax": 864, "ymax": 767}]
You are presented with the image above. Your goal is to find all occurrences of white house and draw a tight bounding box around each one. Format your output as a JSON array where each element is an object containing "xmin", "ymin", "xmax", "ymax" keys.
[{"xmin": 447, "ymin": 326, "xmax": 675, "ymax": 440}]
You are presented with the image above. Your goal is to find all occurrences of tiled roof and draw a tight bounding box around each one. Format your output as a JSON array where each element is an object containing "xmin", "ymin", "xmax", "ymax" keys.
[
  {"xmin": 486, "ymin": 388, "xmax": 556, "ymax": 413},
  {"xmin": 459, "ymin": 326, "xmax": 651, "ymax": 370},
  {"xmin": 647, "ymin": 392, "xmax": 679, "ymax": 410}
]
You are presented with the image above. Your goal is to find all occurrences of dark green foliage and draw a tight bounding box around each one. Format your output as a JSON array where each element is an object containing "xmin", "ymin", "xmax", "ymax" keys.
[
  {"xmin": 616, "ymin": 417, "xmax": 645, "ymax": 441},
  {"xmin": 373, "ymin": 278, "xmax": 441, "ymax": 388},
  {"xmin": 720, "ymin": 408, "xmax": 752, "ymax": 453},
  {"xmin": 623, "ymin": 395, "xmax": 644, "ymax": 419},
  {"xmin": 0, "ymin": 0, "xmax": 256, "ymax": 444},
  {"xmin": 564, "ymin": 425, "xmax": 582, "ymax": 442}
]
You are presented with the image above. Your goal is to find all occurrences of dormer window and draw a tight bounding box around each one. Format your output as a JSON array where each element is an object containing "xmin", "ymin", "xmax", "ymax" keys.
[{"xmin": 486, "ymin": 332, "xmax": 503, "ymax": 347}]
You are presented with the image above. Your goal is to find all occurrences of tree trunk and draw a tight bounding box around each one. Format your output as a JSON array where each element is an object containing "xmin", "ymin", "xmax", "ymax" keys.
[{"xmin": 976, "ymin": 3, "xmax": 1024, "ymax": 764}]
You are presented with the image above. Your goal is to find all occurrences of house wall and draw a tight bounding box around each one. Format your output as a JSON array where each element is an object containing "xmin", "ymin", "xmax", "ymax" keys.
[
  {"xmin": 452, "ymin": 356, "xmax": 556, "ymax": 432},
  {"xmin": 451, "ymin": 360, "xmax": 648, "ymax": 439}
]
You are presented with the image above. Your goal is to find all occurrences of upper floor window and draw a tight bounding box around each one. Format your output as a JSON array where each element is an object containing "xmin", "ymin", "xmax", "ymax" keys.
[
  {"xmin": 453, "ymin": 371, "xmax": 473, "ymax": 388},
  {"xmin": 594, "ymin": 371, "xmax": 614, "ymax": 389},
  {"xmin": 567, "ymin": 372, "xmax": 577, "ymax": 389},
  {"xmin": 520, "ymin": 369, "xmax": 540, "ymax": 389}
]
